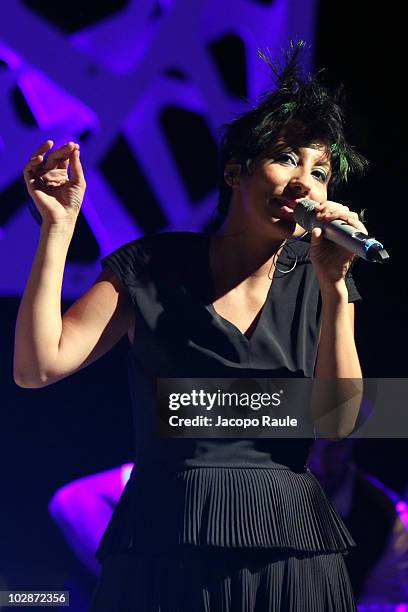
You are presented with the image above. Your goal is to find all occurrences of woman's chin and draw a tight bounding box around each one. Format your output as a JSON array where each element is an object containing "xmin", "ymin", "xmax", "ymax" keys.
[
  {"xmin": 265, "ymin": 202, "xmax": 297, "ymax": 230},
  {"xmin": 267, "ymin": 215, "xmax": 298, "ymax": 236}
]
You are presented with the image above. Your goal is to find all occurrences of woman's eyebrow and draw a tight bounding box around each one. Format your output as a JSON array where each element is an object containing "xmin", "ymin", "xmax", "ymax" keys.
[
  {"xmin": 302, "ymin": 150, "xmax": 332, "ymax": 169},
  {"xmin": 270, "ymin": 145, "xmax": 332, "ymax": 170},
  {"xmin": 315, "ymin": 159, "xmax": 331, "ymax": 168},
  {"xmin": 282, "ymin": 144, "xmax": 331, "ymax": 164},
  {"xmin": 296, "ymin": 151, "xmax": 332, "ymax": 172}
]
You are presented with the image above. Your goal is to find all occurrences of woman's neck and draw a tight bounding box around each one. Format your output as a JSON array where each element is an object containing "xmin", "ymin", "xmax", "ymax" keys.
[{"xmin": 209, "ymin": 223, "xmax": 285, "ymax": 291}]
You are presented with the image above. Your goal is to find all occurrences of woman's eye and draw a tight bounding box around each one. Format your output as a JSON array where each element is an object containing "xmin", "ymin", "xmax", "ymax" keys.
[
  {"xmin": 276, "ymin": 152, "xmax": 297, "ymax": 164},
  {"xmin": 273, "ymin": 153, "xmax": 329, "ymax": 183},
  {"xmin": 312, "ymin": 169, "xmax": 329, "ymax": 182}
]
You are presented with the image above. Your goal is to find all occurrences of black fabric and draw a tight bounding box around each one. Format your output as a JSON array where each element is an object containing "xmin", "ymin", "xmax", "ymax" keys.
[
  {"xmin": 90, "ymin": 548, "xmax": 356, "ymax": 612},
  {"xmin": 95, "ymin": 465, "xmax": 356, "ymax": 558},
  {"xmin": 100, "ymin": 232, "xmax": 361, "ymax": 466},
  {"xmin": 93, "ymin": 232, "xmax": 361, "ymax": 608}
]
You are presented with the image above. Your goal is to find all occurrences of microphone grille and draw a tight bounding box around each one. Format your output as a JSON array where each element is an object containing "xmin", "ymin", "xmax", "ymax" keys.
[{"xmin": 293, "ymin": 198, "xmax": 319, "ymax": 232}]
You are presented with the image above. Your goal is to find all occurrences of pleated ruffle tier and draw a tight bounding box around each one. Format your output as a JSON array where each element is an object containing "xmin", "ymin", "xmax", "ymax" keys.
[
  {"xmin": 96, "ymin": 466, "xmax": 355, "ymax": 561},
  {"xmin": 90, "ymin": 547, "xmax": 356, "ymax": 611}
]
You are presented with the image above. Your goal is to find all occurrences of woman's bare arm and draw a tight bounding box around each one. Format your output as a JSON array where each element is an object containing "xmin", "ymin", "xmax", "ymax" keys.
[
  {"xmin": 14, "ymin": 222, "xmax": 134, "ymax": 388},
  {"xmin": 308, "ymin": 203, "xmax": 366, "ymax": 439},
  {"xmin": 14, "ymin": 140, "xmax": 133, "ymax": 388},
  {"xmin": 314, "ymin": 294, "xmax": 360, "ymax": 378},
  {"xmin": 312, "ymin": 284, "xmax": 363, "ymax": 439}
]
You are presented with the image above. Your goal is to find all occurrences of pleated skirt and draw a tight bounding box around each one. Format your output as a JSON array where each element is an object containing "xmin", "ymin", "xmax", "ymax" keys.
[
  {"xmin": 96, "ymin": 468, "xmax": 355, "ymax": 557},
  {"xmin": 89, "ymin": 546, "xmax": 356, "ymax": 612}
]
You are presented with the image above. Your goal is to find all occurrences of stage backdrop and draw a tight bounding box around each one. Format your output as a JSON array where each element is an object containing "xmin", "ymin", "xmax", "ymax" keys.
[{"xmin": 0, "ymin": 0, "xmax": 317, "ymax": 298}]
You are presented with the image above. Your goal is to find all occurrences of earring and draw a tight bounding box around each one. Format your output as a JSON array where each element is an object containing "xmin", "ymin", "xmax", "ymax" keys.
[
  {"xmin": 275, "ymin": 252, "xmax": 297, "ymax": 274},
  {"xmin": 294, "ymin": 231, "xmax": 309, "ymax": 240},
  {"xmin": 268, "ymin": 242, "xmax": 298, "ymax": 278}
]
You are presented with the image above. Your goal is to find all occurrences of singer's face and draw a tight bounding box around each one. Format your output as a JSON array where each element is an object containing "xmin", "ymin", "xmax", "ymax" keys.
[{"xmin": 229, "ymin": 141, "xmax": 332, "ymax": 239}]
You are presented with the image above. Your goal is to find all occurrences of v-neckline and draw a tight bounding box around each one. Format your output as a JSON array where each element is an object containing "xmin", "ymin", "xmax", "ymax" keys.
[
  {"xmin": 208, "ymin": 292, "xmax": 271, "ymax": 342},
  {"xmin": 202, "ymin": 233, "xmax": 283, "ymax": 343}
]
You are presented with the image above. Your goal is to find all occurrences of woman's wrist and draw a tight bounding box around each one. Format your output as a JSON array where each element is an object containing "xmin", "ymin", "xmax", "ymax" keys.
[
  {"xmin": 318, "ymin": 279, "xmax": 349, "ymax": 305},
  {"xmin": 40, "ymin": 218, "xmax": 77, "ymax": 240}
]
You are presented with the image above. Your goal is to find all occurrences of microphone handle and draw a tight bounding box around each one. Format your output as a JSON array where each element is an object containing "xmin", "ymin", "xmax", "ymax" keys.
[
  {"xmin": 316, "ymin": 218, "xmax": 373, "ymax": 261},
  {"xmin": 318, "ymin": 219, "xmax": 388, "ymax": 263},
  {"xmin": 294, "ymin": 198, "xmax": 390, "ymax": 263}
]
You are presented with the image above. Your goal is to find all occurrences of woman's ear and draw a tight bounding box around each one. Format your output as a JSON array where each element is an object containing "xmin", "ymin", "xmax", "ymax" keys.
[{"xmin": 224, "ymin": 162, "xmax": 242, "ymax": 188}]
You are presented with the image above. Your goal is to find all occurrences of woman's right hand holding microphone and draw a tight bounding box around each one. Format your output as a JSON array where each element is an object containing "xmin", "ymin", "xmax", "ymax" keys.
[{"xmin": 23, "ymin": 140, "xmax": 86, "ymax": 229}]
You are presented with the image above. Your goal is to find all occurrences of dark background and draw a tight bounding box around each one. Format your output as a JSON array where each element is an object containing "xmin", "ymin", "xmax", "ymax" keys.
[{"xmin": 1, "ymin": 0, "xmax": 406, "ymax": 603}]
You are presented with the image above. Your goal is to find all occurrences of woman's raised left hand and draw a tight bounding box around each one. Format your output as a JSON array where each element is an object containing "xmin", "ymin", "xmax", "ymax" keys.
[{"xmin": 308, "ymin": 200, "xmax": 368, "ymax": 288}]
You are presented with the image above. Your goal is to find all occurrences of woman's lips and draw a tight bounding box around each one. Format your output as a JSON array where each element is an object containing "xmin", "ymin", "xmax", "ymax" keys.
[
  {"xmin": 280, "ymin": 205, "xmax": 295, "ymax": 214},
  {"xmin": 271, "ymin": 197, "xmax": 297, "ymax": 209},
  {"xmin": 268, "ymin": 198, "xmax": 297, "ymax": 219}
]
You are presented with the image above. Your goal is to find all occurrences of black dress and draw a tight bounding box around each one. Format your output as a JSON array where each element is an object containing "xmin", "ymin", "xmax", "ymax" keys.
[{"xmin": 90, "ymin": 232, "xmax": 360, "ymax": 611}]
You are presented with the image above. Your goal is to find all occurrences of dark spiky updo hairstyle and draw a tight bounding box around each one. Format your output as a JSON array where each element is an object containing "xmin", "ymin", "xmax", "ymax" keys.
[{"xmin": 212, "ymin": 41, "xmax": 368, "ymax": 231}]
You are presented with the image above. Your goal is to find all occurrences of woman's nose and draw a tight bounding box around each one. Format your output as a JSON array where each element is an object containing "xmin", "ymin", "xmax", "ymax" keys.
[{"xmin": 288, "ymin": 173, "xmax": 312, "ymax": 198}]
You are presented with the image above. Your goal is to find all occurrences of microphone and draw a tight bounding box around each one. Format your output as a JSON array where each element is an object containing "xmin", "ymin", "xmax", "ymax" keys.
[{"xmin": 294, "ymin": 199, "xmax": 390, "ymax": 263}]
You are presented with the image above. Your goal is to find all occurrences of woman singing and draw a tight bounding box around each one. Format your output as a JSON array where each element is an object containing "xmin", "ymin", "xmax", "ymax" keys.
[{"xmin": 14, "ymin": 43, "xmax": 368, "ymax": 610}]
